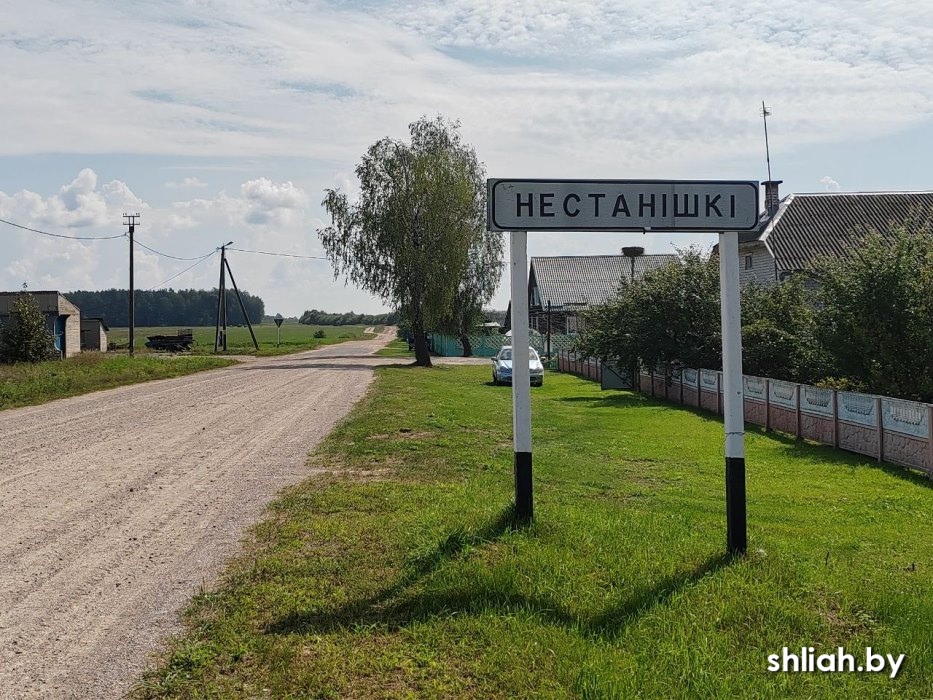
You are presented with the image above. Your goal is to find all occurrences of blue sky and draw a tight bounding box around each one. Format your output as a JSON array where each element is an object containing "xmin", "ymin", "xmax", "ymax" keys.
[{"xmin": 1, "ymin": 0, "xmax": 932, "ymax": 315}]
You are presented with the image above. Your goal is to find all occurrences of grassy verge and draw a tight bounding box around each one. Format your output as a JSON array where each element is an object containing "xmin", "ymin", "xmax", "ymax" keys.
[
  {"xmin": 136, "ymin": 366, "xmax": 933, "ymax": 699},
  {"xmin": 108, "ymin": 324, "xmax": 376, "ymax": 357},
  {"xmin": 0, "ymin": 353, "xmax": 236, "ymax": 410},
  {"xmin": 375, "ymin": 338, "xmax": 415, "ymax": 358}
]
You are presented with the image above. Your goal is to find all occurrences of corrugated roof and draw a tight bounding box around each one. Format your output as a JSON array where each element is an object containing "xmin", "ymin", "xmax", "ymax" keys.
[
  {"xmin": 530, "ymin": 254, "xmax": 679, "ymax": 309},
  {"xmin": 760, "ymin": 192, "xmax": 933, "ymax": 270}
]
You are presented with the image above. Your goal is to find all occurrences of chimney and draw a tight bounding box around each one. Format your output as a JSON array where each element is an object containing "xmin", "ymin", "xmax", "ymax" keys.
[
  {"xmin": 621, "ymin": 246, "xmax": 644, "ymax": 281},
  {"xmin": 763, "ymin": 180, "xmax": 782, "ymax": 216}
]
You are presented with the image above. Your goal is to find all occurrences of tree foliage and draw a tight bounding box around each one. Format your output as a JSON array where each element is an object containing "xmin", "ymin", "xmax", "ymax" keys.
[
  {"xmin": 814, "ymin": 221, "xmax": 933, "ymax": 400},
  {"xmin": 64, "ymin": 289, "xmax": 265, "ymax": 327},
  {"xmin": 578, "ymin": 248, "xmax": 720, "ymax": 373},
  {"xmin": 318, "ymin": 116, "xmax": 502, "ymax": 366},
  {"xmin": 0, "ymin": 287, "xmax": 58, "ymax": 363},
  {"xmin": 578, "ymin": 217, "xmax": 933, "ymax": 402},
  {"xmin": 740, "ymin": 277, "xmax": 825, "ymax": 383}
]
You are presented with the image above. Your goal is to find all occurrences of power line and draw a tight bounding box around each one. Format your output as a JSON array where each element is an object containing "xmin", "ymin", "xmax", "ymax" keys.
[
  {"xmin": 0, "ymin": 216, "xmax": 125, "ymax": 240},
  {"xmin": 133, "ymin": 238, "xmax": 215, "ymax": 261},
  {"xmin": 227, "ymin": 246, "xmax": 329, "ymax": 260},
  {"xmin": 147, "ymin": 251, "xmax": 217, "ymax": 291}
]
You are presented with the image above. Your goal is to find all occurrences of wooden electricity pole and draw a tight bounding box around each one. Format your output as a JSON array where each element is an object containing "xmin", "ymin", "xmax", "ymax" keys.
[
  {"xmin": 214, "ymin": 242, "xmax": 259, "ymax": 353},
  {"xmin": 124, "ymin": 213, "xmax": 140, "ymax": 356}
]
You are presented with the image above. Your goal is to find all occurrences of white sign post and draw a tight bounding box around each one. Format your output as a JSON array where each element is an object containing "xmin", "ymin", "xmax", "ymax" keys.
[
  {"xmin": 510, "ymin": 230, "xmax": 533, "ymax": 521},
  {"xmin": 489, "ymin": 178, "xmax": 758, "ymax": 553},
  {"xmin": 719, "ymin": 231, "xmax": 746, "ymax": 554}
]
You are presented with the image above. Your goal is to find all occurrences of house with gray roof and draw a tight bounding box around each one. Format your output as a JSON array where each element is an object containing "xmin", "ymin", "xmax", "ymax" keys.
[
  {"xmin": 506, "ymin": 252, "xmax": 679, "ymax": 335},
  {"xmin": 736, "ymin": 183, "xmax": 933, "ymax": 287},
  {"xmin": 0, "ymin": 291, "xmax": 82, "ymax": 358}
]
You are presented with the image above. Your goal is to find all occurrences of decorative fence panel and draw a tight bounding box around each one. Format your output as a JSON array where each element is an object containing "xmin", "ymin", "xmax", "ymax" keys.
[
  {"xmin": 431, "ymin": 332, "xmax": 581, "ymax": 358},
  {"xmin": 699, "ymin": 369, "xmax": 719, "ymax": 414},
  {"xmin": 556, "ymin": 354, "xmax": 933, "ymax": 477},
  {"xmin": 799, "ymin": 386, "xmax": 835, "ymax": 445},
  {"xmin": 743, "ymin": 377, "xmax": 766, "ymax": 425}
]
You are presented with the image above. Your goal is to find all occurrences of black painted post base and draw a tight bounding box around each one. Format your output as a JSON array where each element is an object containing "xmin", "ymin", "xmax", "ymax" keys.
[
  {"xmin": 514, "ymin": 451, "xmax": 533, "ymax": 523},
  {"xmin": 725, "ymin": 456, "xmax": 747, "ymax": 554}
]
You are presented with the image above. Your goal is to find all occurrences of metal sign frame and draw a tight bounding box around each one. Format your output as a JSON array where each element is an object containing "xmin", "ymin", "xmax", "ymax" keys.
[{"xmin": 490, "ymin": 177, "xmax": 753, "ymax": 555}]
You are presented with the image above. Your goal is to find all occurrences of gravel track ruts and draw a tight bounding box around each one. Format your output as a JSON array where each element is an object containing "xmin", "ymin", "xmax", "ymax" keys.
[{"xmin": 0, "ymin": 329, "xmax": 396, "ymax": 699}]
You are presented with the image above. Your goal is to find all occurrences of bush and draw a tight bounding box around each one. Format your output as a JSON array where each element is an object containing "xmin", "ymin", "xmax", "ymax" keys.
[
  {"xmin": 313, "ymin": 330, "xmax": 327, "ymax": 338},
  {"xmin": 0, "ymin": 289, "xmax": 58, "ymax": 364}
]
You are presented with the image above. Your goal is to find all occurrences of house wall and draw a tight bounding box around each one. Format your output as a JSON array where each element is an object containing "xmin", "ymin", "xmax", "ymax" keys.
[
  {"xmin": 80, "ymin": 322, "xmax": 108, "ymax": 351},
  {"xmin": 58, "ymin": 296, "xmax": 82, "ymax": 358},
  {"xmin": 739, "ymin": 241, "xmax": 776, "ymax": 287}
]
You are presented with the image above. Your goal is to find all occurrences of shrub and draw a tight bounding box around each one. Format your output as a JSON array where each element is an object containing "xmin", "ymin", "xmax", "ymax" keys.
[{"xmin": 313, "ymin": 329, "xmax": 327, "ymax": 338}]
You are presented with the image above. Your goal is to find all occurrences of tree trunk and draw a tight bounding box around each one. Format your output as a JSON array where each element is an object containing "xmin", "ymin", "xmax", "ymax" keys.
[
  {"xmin": 459, "ymin": 332, "xmax": 473, "ymax": 357},
  {"xmin": 412, "ymin": 319, "xmax": 432, "ymax": 367}
]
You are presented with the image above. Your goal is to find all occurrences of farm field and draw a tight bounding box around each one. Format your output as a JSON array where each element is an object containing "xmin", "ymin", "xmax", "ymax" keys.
[
  {"xmin": 137, "ymin": 365, "xmax": 933, "ymax": 699},
  {"xmin": 0, "ymin": 353, "xmax": 236, "ymax": 410},
  {"xmin": 108, "ymin": 324, "xmax": 380, "ymax": 356}
]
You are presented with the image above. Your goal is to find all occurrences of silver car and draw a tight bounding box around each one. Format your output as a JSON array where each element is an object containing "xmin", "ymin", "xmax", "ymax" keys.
[{"xmin": 491, "ymin": 346, "xmax": 544, "ymax": 386}]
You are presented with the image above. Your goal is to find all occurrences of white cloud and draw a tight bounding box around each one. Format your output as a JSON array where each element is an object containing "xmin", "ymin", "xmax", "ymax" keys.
[
  {"xmin": 164, "ymin": 177, "xmax": 208, "ymax": 189},
  {"xmin": 0, "ymin": 0, "xmax": 930, "ymax": 174},
  {"xmin": 0, "ymin": 169, "xmax": 386, "ymax": 314},
  {"xmin": 820, "ymin": 176, "xmax": 841, "ymax": 191}
]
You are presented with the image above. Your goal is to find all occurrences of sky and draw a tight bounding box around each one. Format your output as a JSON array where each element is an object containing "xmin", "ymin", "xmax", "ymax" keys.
[{"xmin": 1, "ymin": 0, "xmax": 932, "ymax": 316}]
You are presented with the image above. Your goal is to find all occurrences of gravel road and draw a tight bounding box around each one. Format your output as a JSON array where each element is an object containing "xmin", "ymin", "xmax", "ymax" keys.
[{"xmin": 0, "ymin": 329, "xmax": 397, "ymax": 699}]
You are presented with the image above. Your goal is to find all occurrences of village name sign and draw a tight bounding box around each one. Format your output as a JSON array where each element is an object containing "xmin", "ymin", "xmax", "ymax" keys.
[
  {"xmin": 488, "ymin": 179, "xmax": 759, "ymax": 232},
  {"xmin": 489, "ymin": 177, "xmax": 759, "ymax": 556}
]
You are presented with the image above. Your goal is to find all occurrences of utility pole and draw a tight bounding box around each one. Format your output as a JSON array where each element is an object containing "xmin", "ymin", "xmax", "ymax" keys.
[
  {"xmin": 215, "ymin": 242, "xmax": 231, "ymax": 353},
  {"xmin": 214, "ymin": 242, "xmax": 259, "ymax": 353},
  {"xmin": 124, "ymin": 213, "xmax": 140, "ymax": 356}
]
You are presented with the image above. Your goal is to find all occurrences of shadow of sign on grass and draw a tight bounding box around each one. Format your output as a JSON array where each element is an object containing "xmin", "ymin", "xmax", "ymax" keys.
[{"xmin": 263, "ymin": 504, "xmax": 735, "ymax": 642}]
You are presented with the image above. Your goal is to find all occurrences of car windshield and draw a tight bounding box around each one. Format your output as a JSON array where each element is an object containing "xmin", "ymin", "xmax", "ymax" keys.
[{"xmin": 500, "ymin": 348, "xmax": 539, "ymax": 362}]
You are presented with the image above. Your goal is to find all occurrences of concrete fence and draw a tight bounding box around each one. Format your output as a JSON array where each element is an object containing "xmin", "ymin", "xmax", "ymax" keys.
[
  {"xmin": 557, "ymin": 352, "xmax": 933, "ymax": 476},
  {"xmin": 556, "ymin": 350, "xmax": 603, "ymax": 383}
]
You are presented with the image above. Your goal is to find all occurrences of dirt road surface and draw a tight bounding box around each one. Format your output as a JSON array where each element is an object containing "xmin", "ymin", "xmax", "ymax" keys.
[{"xmin": 0, "ymin": 329, "xmax": 397, "ymax": 699}]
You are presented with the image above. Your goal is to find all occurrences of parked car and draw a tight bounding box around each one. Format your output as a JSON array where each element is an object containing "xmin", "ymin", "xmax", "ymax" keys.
[{"xmin": 491, "ymin": 346, "xmax": 544, "ymax": 386}]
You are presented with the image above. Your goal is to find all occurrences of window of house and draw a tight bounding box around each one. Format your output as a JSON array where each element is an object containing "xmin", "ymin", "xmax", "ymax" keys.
[{"xmin": 744, "ymin": 255, "xmax": 753, "ymax": 270}]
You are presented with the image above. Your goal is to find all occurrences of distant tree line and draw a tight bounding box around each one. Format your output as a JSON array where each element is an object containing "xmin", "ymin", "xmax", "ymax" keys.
[
  {"xmin": 64, "ymin": 289, "xmax": 265, "ymax": 327},
  {"xmin": 578, "ymin": 217, "xmax": 933, "ymax": 402},
  {"xmin": 298, "ymin": 309, "xmax": 400, "ymax": 326}
]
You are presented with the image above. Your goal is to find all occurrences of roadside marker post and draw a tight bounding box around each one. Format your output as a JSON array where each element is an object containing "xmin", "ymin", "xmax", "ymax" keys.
[
  {"xmin": 719, "ymin": 230, "xmax": 747, "ymax": 554},
  {"xmin": 488, "ymin": 179, "xmax": 757, "ymax": 553}
]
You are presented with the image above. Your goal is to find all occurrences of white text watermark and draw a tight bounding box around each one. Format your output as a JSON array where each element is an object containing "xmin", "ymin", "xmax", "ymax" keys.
[{"xmin": 767, "ymin": 647, "xmax": 904, "ymax": 679}]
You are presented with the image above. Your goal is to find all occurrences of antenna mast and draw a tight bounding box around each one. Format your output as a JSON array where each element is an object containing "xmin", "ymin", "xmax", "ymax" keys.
[{"xmin": 761, "ymin": 101, "xmax": 773, "ymax": 181}]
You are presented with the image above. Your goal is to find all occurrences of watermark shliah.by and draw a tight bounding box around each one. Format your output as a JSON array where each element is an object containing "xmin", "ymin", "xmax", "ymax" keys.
[{"xmin": 768, "ymin": 647, "xmax": 905, "ymax": 679}]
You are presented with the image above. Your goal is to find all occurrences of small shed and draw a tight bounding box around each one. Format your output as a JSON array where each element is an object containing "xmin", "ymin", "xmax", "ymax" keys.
[
  {"xmin": 80, "ymin": 317, "xmax": 109, "ymax": 351},
  {"xmin": 0, "ymin": 291, "xmax": 81, "ymax": 358}
]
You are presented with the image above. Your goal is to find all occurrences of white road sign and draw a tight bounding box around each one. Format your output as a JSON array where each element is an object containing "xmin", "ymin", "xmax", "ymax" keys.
[{"xmin": 487, "ymin": 179, "xmax": 759, "ymax": 232}]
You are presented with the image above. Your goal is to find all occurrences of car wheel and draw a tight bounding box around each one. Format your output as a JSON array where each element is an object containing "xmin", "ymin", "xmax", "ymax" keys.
[{"xmin": 492, "ymin": 373, "xmax": 499, "ymax": 386}]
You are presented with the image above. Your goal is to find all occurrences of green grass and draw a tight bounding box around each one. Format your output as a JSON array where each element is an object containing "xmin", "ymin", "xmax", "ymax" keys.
[
  {"xmin": 375, "ymin": 338, "xmax": 415, "ymax": 358},
  {"xmin": 108, "ymin": 324, "xmax": 376, "ymax": 357},
  {"xmin": 0, "ymin": 353, "xmax": 236, "ymax": 410},
  {"xmin": 135, "ymin": 367, "xmax": 933, "ymax": 699}
]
